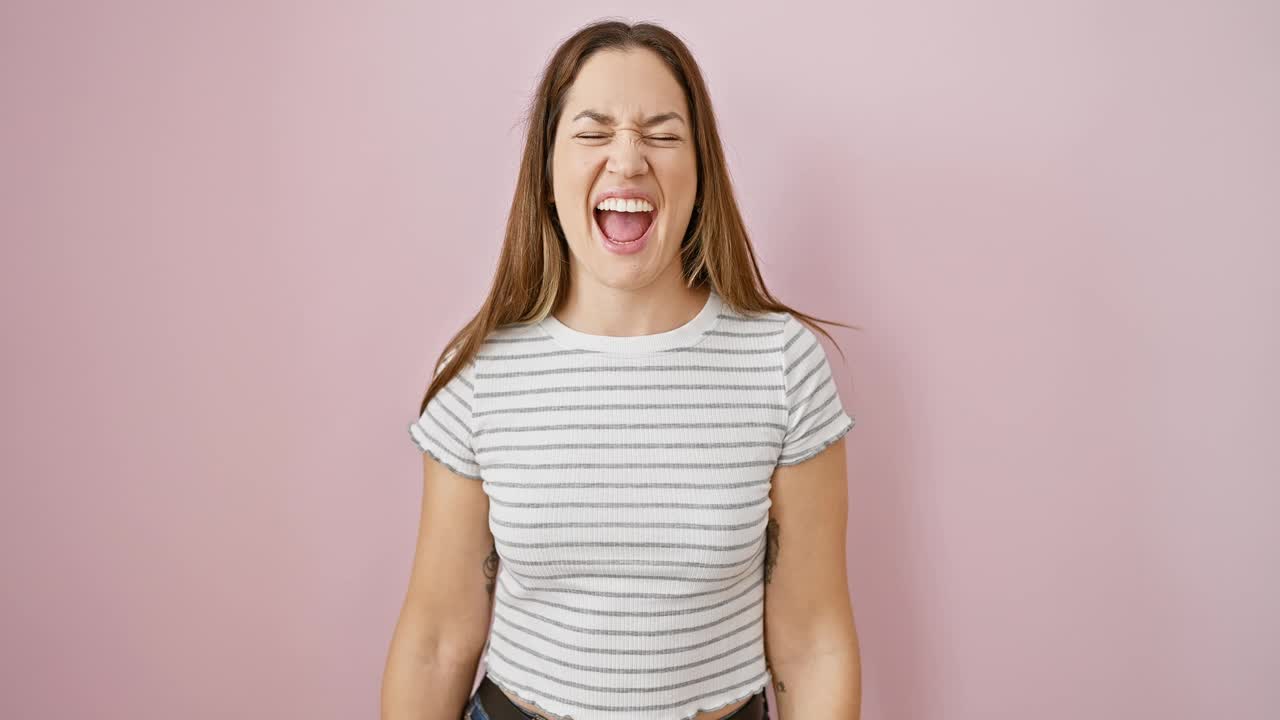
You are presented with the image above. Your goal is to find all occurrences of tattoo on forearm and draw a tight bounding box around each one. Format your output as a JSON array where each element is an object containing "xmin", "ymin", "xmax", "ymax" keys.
[
  {"xmin": 483, "ymin": 544, "xmax": 499, "ymax": 596},
  {"xmin": 763, "ymin": 518, "xmax": 780, "ymax": 584}
]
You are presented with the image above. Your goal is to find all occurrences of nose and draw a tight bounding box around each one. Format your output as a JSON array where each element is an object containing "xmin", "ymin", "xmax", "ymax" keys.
[{"xmin": 605, "ymin": 129, "xmax": 649, "ymax": 178}]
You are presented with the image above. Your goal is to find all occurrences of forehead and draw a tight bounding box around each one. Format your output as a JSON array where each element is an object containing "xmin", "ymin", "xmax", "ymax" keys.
[{"xmin": 564, "ymin": 48, "xmax": 687, "ymax": 120}]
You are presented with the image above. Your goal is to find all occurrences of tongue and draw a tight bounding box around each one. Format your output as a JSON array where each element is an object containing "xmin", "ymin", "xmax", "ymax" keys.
[{"xmin": 598, "ymin": 210, "xmax": 653, "ymax": 242}]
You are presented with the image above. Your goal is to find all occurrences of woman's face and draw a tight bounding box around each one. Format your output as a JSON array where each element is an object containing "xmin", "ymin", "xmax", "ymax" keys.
[{"xmin": 550, "ymin": 48, "xmax": 697, "ymax": 291}]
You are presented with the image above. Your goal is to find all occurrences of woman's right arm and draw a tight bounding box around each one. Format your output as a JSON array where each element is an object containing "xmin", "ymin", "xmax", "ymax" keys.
[{"xmin": 381, "ymin": 454, "xmax": 496, "ymax": 720}]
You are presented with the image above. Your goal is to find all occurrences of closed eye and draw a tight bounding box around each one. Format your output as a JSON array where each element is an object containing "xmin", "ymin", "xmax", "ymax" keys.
[{"xmin": 574, "ymin": 133, "xmax": 683, "ymax": 142}]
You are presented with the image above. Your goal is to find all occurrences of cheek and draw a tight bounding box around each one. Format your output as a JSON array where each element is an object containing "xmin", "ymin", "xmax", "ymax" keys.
[
  {"xmin": 555, "ymin": 151, "xmax": 601, "ymax": 190},
  {"xmin": 653, "ymin": 153, "xmax": 697, "ymax": 185},
  {"xmin": 552, "ymin": 140, "xmax": 585, "ymax": 178}
]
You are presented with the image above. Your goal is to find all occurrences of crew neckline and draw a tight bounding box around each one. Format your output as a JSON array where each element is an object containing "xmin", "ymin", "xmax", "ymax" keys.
[{"xmin": 539, "ymin": 288, "xmax": 724, "ymax": 354}]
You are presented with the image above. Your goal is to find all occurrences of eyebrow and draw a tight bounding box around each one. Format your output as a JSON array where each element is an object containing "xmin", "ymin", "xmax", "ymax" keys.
[{"xmin": 571, "ymin": 109, "xmax": 686, "ymax": 127}]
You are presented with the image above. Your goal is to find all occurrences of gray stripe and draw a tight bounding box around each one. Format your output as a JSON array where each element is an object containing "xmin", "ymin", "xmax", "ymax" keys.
[
  {"xmin": 484, "ymin": 656, "xmax": 767, "ymax": 710},
  {"xmin": 785, "ymin": 406, "xmax": 849, "ymax": 449},
  {"xmin": 476, "ymin": 382, "xmax": 784, "ymax": 398},
  {"xmin": 791, "ymin": 388, "xmax": 838, "ymax": 428},
  {"xmin": 443, "ymin": 384, "xmax": 470, "ymax": 412},
  {"xmin": 481, "ymin": 635, "xmax": 757, "ymax": 686},
  {"xmin": 779, "ymin": 416, "xmax": 854, "ymax": 465},
  {"xmin": 483, "ymin": 478, "xmax": 771, "ymax": 491},
  {"xmin": 430, "ymin": 394, "xmax": 473, "ymax": 438},
  {"xmin": 488, "ymin": 625, "xmax": 762, "ymax": 674},
  {"xmin": 499, "ymin": 540, "xmax": 766, "ymax": 571},
  {"xmin": 705, "ymin": 328, "xmax": 785, "ymax": 337},
  {"xmin": 484, "ymin": 335, "xmax": 552, "ymax": 344},
  {"xmin": 499, "ymin": 542, "xmax": 765, "ymax": 584},
  {"xmin": 413, "ymin": 428, "xmax": 473, "ymax": 466},
  {"xmin": 477, "ymin": 348, "xmax": 597, "ymax": 361},
  {"xmin": 478, "ymin": 363, "xmax": 781, "ymax": 378},
  {"xmin": 782, "ymin": 322, "xmax": 805, "ymax": 352},
  {"xmin": 490, "ymin": 511, "xmax": 768, "ymax": 531},
  {"xmin": 716, "ymin": 313, "xmax": 785, "ymax": 324},
  {"xmin": 421, "ymin": 406, "xmax": 472, "ymax": 455},
  {"xmin": 670, "ymin": 346, "xmax": 782, "ymax": 355},
  {"xmin": 785, "ymin": 337, "xmax": 819, "ymax": 375},
  {"xmin": 493, "ymin": 605, "xmax": 761, "ymax": 656},
  {"xmin": 483, "ymin": 666, "xmax": 768, "ymax": 707},
  {"xmin": 473, "ymin": 402, "xmax": 785, "ymax": 417},
  {"xmin": 496, "ymin": 579, "xmax": 763, "ymax": 634},
  {"xmin": 482, "ymin": 459, "xmax": 778, "ymax": 470},
  {"xmin": 488, "ymin": 496, "xmax": 767, "ymax": 511},
  {"xmin": 494, "ymin": 535, "xmax": 763, "ymax": 552},
  {"xmin": 407, "ymin": 427, "xmax": 481, "ymax": 480},
  {"xmin": 787, "ymin": 363, "xmax": 828, "ymax": 402},
  {"xmin": 478, "ymin": 440, "xmax": 782, "ymax": 453},
  {"xmin": 495, "ymin": 573, "xmax": 762, "ymax": 617},
  {"xmin": 503, "ymin": 558, "xmax": 760, "ymax": 599},
  {"xmin": 475, "ymin": 420, "xmax": 786, "ymax": 436}
]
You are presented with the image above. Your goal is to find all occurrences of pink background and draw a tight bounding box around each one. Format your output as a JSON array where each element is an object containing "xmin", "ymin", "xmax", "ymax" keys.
[{"xmin": 3, "ymin": 1, "xmax": 1277, "ymax": 718}]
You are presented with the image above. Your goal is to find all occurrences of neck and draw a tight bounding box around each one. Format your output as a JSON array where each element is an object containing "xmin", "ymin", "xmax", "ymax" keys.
[{"xmin": 555, "ymin": 267, "xmax": 710, "ymax": 338}]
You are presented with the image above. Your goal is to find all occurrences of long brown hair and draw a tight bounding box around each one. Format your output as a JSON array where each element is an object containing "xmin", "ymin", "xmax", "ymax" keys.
[{"xmin": 419, "ymin": 19, "xmax": 860, "ymax": 414}]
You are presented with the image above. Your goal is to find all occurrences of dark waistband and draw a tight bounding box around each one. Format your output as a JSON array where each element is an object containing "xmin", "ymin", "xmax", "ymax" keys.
[{"xmin": 474, "ymin": 674, "xmax": 767, "ymax": 720}]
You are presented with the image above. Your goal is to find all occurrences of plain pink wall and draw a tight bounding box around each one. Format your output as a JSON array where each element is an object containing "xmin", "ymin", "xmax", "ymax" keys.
[{"xmin": 2, "ymin": 1, "xmax": 1277, "ymax": 718}]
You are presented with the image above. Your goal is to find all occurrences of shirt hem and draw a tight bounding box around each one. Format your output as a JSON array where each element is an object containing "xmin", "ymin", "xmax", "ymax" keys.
[
  {"xmin": 482, "ymin": 668, "xmax": 770, "ymax": 720},
  {"xmin": 775, "ymin": 414, "xmax": 855, "ymax": 467},
  {"xmin": 408, "ymin": 424, "xmax": 483, "ymax": 480}
]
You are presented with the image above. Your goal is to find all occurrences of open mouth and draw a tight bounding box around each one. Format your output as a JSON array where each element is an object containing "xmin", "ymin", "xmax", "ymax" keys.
[{"xmin": 593, "ymin": 206, "xmax": 656, "ymax": 244}]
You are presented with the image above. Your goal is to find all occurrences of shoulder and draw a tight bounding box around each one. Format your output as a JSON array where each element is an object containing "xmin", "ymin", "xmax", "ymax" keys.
[
  {"xmin": 480, "ymin": 320, "xmax": 550, "ymax": 356},
  {"xmin": 774, "ymin": 314, "xmax": 840, "ymax": 390},
  {"xmin": 708, "ymin": 304, "xmax": 814, "ymax": 360},
  {"xmin": 713, "ymin": 300, "xmax": 789, "ymax": 334},
  {"xmin": 448, "ymin": 321, "xmax": 551, "ymax": 385},
  {"xmin": 434, "ymin": 321, "xmax": 545, "ymax": 372},
  {"xmin": 777, "ymin": 312, "xmax": 820, "ymax": 356}
]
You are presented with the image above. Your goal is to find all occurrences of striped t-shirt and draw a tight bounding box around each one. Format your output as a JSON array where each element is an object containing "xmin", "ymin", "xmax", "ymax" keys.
[{"xmin": 408, "ymin": 288, "xmax": 855, "ymax": 720}]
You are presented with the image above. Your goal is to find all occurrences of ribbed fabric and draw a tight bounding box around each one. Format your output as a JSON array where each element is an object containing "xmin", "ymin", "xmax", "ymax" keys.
[{"xmin": 408, "ymin": 288, "xmax": 856, "ymax": 720}]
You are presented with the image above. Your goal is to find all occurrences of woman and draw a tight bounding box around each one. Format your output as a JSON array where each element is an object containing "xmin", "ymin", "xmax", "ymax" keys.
[{"xmin": 382, "ymin": 19, "xmax": 862, "ymax": 720}]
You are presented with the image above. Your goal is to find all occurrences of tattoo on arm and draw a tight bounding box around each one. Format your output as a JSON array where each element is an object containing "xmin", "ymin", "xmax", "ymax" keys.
[
  {"xmin": 483, "ymin": 544, "xmax": 499, "ymax": 596},
  {"xmin": 763, "ymin": 517, "xmax": 780, "ymax": 584}
]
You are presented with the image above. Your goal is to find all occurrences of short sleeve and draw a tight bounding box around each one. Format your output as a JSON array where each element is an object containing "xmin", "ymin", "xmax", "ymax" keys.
[
  {"xmin": 777, "ymin": 315, "xmax": 856, "ymax": 466},
  {"xmin": 408, "ymin": 349, "xmax": 482, "ymax": 480}
]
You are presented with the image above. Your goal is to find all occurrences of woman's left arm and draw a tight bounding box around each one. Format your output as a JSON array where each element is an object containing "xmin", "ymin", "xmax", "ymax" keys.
[{"xmin": 763, "ymin": 437, "xmax": 862, "ymax": 719}]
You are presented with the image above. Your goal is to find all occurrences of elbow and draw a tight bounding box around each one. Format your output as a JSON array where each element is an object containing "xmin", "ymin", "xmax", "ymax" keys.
[{"xmin": 389, "ymin": 603, "xmax": 490, "ymax": 668}]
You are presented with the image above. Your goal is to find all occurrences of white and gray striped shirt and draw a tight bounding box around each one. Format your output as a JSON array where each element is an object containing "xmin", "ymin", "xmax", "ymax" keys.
[{"xmin": 409, "ymin": 288, "xmax": 855, "ymax": 719}]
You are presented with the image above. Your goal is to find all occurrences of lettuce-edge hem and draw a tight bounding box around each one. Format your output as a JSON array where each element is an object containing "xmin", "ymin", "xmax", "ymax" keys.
[
  {"xmin": 775, "ymin": 415, "xmax": 855, "ymax": 467},
  {"xmin": 481, "ymin": 667, "xmax": 770, "ymax": 720},
  {"xmin": 408, "ymin": 424, "xmax": 482, "ymax": 480}
]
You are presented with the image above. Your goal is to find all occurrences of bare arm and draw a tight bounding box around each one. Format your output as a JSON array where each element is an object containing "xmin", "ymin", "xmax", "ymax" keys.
[
  {"xmin": 381, "ymin": 454, "xmax": 497, "ymax": 720},
  {"xmin": 763, "ymin": 438, "xmax": 862, "ymax": 719}
]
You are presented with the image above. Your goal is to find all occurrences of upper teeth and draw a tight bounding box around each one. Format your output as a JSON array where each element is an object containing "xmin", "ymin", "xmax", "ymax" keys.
[{"xmin": 595, "ymin": 198, "xmax": 655, "ymax": 212}]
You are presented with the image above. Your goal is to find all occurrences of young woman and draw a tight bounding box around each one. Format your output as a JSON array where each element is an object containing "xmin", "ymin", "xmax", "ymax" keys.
[{"xmin": 383, "ymin": 20, "xmax": 862, "ymax": 720}]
